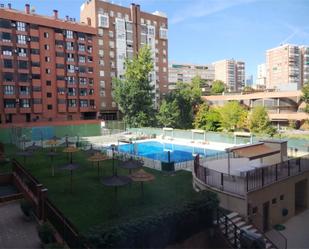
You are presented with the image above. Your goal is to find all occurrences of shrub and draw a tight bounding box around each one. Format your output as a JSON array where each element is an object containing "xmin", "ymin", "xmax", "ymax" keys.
[
  {"xmin": 44, "ymin": 243, "xmax": 64, "ymax": 249},
  {"xmin": 38, "ymin": 223, "xmax": 55, "ymax": 244},
  {"xmin": 84, "ymin": 192, "xmax": 218, "ymax": 248},
  {"xmin": 20, "ymin": 199, "xmax": 33, "ymax": 218}
]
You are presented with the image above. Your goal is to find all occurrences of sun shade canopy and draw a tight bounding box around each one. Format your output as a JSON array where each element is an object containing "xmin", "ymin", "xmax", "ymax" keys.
[{"xmin": 227, "ymin": 143, "xmax": 280, "ymax": 160}]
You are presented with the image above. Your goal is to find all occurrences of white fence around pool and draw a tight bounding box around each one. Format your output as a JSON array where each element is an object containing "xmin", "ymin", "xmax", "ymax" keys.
[{"xmin": 105, "ymin": 149, "xmax": 193, "ymax": 171}]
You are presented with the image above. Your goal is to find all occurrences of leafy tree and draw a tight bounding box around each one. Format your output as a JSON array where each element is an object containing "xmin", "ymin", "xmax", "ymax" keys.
[
  {"xmin": 193, "ymin": 103, "xmax": 221, "ymax": 131},
  {"xmin": 249, "ymin": 106, "xmax": 275, "ymax": 135},
  {"xmin": 243, "ymin": 86, "xmax": 255, "ymax": 92},
  {"xmin": 113, "ymin": 46, "xmax": 154, "ymax": 127},
  {"xmin": 157, "ymin": 99, "xmax": 180, "ymax": 127},
  {"xmin": 219, "ymin": 101, "xmax": 248, "ymax": 131},
  {"xmin": 211, "ymin": 80, "xmax": 225, "ymax": 94},
  {"xmin": 301, "ymin": 82, "xmax": 309, "ymax": 113}
]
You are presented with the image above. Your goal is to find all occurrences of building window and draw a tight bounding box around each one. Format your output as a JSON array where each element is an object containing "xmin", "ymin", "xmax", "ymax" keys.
[
  {"xmin": 1, "ymin": 32, "xmax": 12, "ymax": 42},
  {"xmin": 88, "ymin": 56, "xmax": 93, "ymax": 62},
  {"xmin": 98, "ymin": 14, "xmax": 109, "ymax": 28},
  {"xmin": 32, "ymin": 86, "xmax": 41, "ymax": 92},
  {"xmin": 30, "ymin": 48, "xmax": 40, "ymax": 55},
  {"xmin": 100, "ymin": 70, "xmax": 105, "ymax": 77},
  {"xmin": 100, "ymin": 90, "xmax": 105, "ymax": 97},
  {"xmin": 3, "ymin": 85, "xmax": 14, "ymax": 95},
  {"xmin": 272, "ymin": 198, "xmax": 277, "ymax": 204},
  {"xmin": 46, "ymin": 80, "xmax": 51, "ymax": 86},
  {"xmin": 44, "ymin": 32, "xmax": 49, "ymax": 38},
  {"xmin": 109, "ymin": 51, "xmax": 114, "ymax": 58},
  {"xmin": 20, "ymin": 99, "xmax": 30, "ymax": 108},
  {"xmin": 17, "ymin": 22, "xmax": 26, "ymax": 31},
  {"xmin": 79, "ymin": 55, "xmax": 86, "ymax": 63},
  {"xmin": 99, "ymin": 59, "xmax": 104, "ymax": 66},
  {"xmin": 18, "ymin": 60, "xmax": 28, "ymax": 69},
  {"xmin": 78, "ymin": 44, "xmax": 85, "ymax": 52},
  {"xmin": 100, "ymin": 80, "xmax": 105, "ymax": 88},
  {"xmin": 17, "ymin": 35, "xmax": 27, "ymax": 44},
  {"xmin": 4, "ymin": 99, "xmax": 16, "ymax": 108},
  {"xmin": 44, "ymin": 44, "xmax": 50, "ymax": 50},
  {"xmin": 67, "ymin": 53, "xmax": 74, "ymax": 62},
  {"xmin": 280, "ymin": 195, "xmax": 284, "ymax": 201},
  {"xmin": 3, "ymin": 59, "xmax": 13, "ymax": 68},
  {"xmin": 99, "ymin": 50, "xmax": 104, "ymax": 57},
  {"xmin": 67, "ymin": 65, "xmax": 75, "ymax": 73},
  {"xmin": 66, "ymin": 42, "xmax": 74, "ymax": 50},
  {"xmin": 18, "ymin": 48, "xmax": 27, "ymax": 57},
  {"xmin": 66, "ymin": 30, "xmax": 74, "ymax": 39},
  {"xmin": 57, "ymin": 88, "xmax": 65, "ymax": 95},
  {"xmin": 252, "ymin": 207, "xmax": 258, "ymax": 214},
  {"xmin": 109, "ymin": 41, "xmax": 114, "ymax": 48},
  {"xmin": 80, "ymin": 88, "xmax": 87, "ymax": 96},
  {"xmin": 47, "ymin": 92, "xmax": 52, "ymax": 98},
  {"xmin": 79, "ymin": 77, "xmax": 87, "ymax": 85},
  {"xmin": 67, "ymin": 76, "xmax": 75, "ymax": 84},
  {"xmin": 33, "ymin": 99, "xmax": 42, "ymax": 104},
  {"xmin": 45, "ymin": 68, "xmax": 51, "ymax": 74},
  {"xmin": 98, "ymin": 39, "xmax": 104, "ymax": 46},
  {"xmin": 87, "ymin": 46, "xmax": 93, "ymax": 53},
  {"xmin": 47, "ymin": 104, "xmax": 53, "ymax": 110},
  {"xmin": 109, "ymin": 31, "xmax": 114, "ymax": 38},
  {"xmin": 98, "ymin": 28, "xmax": 104, "ymax": 36},
  {"xmin": 20, "ymin": 86, "xmax": 30, "ymax": 95},
  {"xmin": 68, "ymin": 99, "xmax": 77, "ymax": 107},
  {"xmin": 2, "ymin": 46, "xmax": 12, "ymax": 56},
  {"xmin": 79, "ymin": 100, "xmax": 88, "ymax": 107},
  {"xmin": 88, "ymin": 67, "xmax": 93, "ymax": 73},
  {"xmin": 68, "ymin": 88, "xmax": 76, "ymax": 96}
]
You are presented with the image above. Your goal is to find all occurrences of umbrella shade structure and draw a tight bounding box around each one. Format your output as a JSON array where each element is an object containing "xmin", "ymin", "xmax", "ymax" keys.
[
  {"xmin": 130, "ymin": 169, "xmax": 155, "ymax": 196},
  {"xmin": 101, "ymin": 175, "xmax": 132, "ymax": 198},
  {"xmin": 46, "ymin": 151, "xmax": 58, "ymax": 176},
  {"xmin": 25, "ymin": 142, "xmax": 42, "ymax": 152},
  {"xmin": 63, "ymin": 147, "xmax": 80, "ymax": 164},
  {"xmin": 119, "ymin": 158, "xmax": 144, "ymax": 174},
  {"xmin": 85, "ymin": 144, "xmax": 101, "ymax": 155},
  {"xmin": 87, "ymin": 153, "xmax": 109, "ymax": 178},
  {"xmin": 15, "ymin": 151, "xmax": 33, "ymax": 164},
  {"xmin": 60, "ymin": 163, "xmax": 80, "ymax": 193}
]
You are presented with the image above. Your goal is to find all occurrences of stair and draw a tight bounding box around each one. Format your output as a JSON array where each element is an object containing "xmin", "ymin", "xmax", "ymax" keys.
[{"xmin": 217, "ymin": 212, "xmax": 278, "ymax": 249}]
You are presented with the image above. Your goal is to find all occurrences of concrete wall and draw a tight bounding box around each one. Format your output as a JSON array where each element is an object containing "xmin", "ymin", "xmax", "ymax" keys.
[{"xmin": 247, "ymin": 171, "xmax": 309, "ymax": 229}]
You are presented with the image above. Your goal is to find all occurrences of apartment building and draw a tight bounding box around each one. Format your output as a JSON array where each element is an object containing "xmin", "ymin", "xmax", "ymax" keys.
[
  {"xmin": 300, "ymin": 46, "xmax": 309, "ymax": 85},
  {"xmin": 168, "ymin": 63, "xmax": 215, "ymax": 91},
  {"xmin": 213, "ymin": 59, "xmax": 245, "ymax": 92},
  {"xmin": 0, "ymin": 4, "xmax": 99, "ymax": 126},
  {"xmin": 256, "ymin": 63, "xmax": 267, "ymax": 88},
  {"xmin": 80, "ymin": 0, "xmax": 168, "ymax": 120}
]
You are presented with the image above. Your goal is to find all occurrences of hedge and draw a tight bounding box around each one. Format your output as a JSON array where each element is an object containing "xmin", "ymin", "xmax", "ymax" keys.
[{"xmin": 84, "ymin": 192, "xmax": 218, "ymax": 248}]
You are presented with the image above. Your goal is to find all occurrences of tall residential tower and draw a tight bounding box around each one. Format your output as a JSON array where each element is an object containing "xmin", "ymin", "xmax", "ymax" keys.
[{"xmin": 80, "ymin": 0, "xmax": 168, "ymax": 120}]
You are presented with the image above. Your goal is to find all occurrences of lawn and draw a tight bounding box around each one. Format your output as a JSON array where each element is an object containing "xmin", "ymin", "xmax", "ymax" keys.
[{"xmin": 2, "ymin": 144, "xmax": 201, "ymax": 234}]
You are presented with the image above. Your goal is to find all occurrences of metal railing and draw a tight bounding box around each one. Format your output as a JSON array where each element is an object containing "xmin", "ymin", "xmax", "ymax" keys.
[{"xmin": 194, "ymin": 155, "xmax": 309, "ymax": 196}]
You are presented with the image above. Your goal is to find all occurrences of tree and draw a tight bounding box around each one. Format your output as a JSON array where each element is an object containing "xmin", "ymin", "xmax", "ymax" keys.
[
  {"xmin": 157, "ymin": 99, "xmax": 180, "ymax": 127},
  {"xmin": 193, "ymin": 103, "xmax": 221, "ymax": 131},
  {"xmin": 249, "ymin": 106, "xmax": 275, "ymax": 135},
  {"xmin": 219, "ymin": 101, "xmax": 248, "ymax": 131},
  {"xmin": 211, "ymin": 80, "xmax": 225, "ymax": 94},
  {"xmin": 113, "ymin": 46, "xmax": 154, "ymax": 127},
  {"xmin": 301, "ymin": 82, "xmax": 309, "ymax": 113}
]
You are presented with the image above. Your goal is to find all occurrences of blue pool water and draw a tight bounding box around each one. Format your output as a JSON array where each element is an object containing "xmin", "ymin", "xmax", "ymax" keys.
[{"xmin": 117, "ymin": 141, "xmax": 221, "ymax": 163}]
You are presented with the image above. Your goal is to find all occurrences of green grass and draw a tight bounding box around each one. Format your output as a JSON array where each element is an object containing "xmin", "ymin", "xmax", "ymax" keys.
[{"xmin": 2, "ymin": 144, "xmax": 200, "ymax": 233}]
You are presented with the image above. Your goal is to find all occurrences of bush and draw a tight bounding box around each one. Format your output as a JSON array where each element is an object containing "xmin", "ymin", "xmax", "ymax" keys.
[
  {"xmin": 38, "ymin": 223, "xmax": 56, "ymax": 244},
  {"xmin": 44, "ymin": 243, "xmax": 64, "ymax": 249},
  {"xmin": 84, "ymin": 192, "xmax": 218, "ymax": 248},
  {"xmin": 20, "ymin": 199, "xmax": 33, "ymax": 218}
]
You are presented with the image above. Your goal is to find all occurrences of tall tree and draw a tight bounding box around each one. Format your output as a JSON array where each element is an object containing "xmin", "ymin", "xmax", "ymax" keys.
[
  {"xmin": 157, "ymin": 99, "xmax": 180, "ymax": 127},
  {"xmin": 219, "ymin": 101, "xmax": 248, "ymax": 131},
  {"xmin": 249, "ymin": 106, "xmax": 275, "ymax": 135},
  {"xmin": 193, "ymin": 103, "xmax": 221, "ymax": 131},
  {"xmin": 301, "ymin": 81, "xmax": 309, "ymax": 113},
  {"xmin": 113, "ymin": 46, "xmax": 154, "ymax": 127},
  {"xmin": 211, "ymin": 80, "xmax": 225, "ymax": 94}
]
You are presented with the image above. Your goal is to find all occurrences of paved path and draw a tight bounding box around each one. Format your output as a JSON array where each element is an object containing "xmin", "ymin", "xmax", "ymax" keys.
[
  {"xmin": 0, "ymin": 202, "xmax": 41, "ymax": 249},
  {"xmin": 281, "ymin": 209, "xmax": 309, "ymax": 249}
]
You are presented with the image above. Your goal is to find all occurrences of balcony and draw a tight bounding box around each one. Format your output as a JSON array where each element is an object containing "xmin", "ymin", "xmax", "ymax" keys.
[
  {"xmin": 33, "ymin": 104, "xmax": 43, "ymax": 113},
  {"xmin": 4, "ymin": 107, "xmax": 17, "ymax": 113},
  {"xmin": 20, "ymin": 107, "xmax": 31, "ymax": 113},
  {"xmin": 68, "ymin": 107, "xmax": 78, "ymax": 113},
  {"xmin": 193, "ymin": 155, "xmax": 309, "ymax": 197}
]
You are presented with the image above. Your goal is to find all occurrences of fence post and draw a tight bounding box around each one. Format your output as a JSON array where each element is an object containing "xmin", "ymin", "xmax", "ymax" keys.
[
  {"xmin": 204, "ymin": 167, "xmax": 207, "ymax": 184},
  {"xmin": 246, "ymin": 172, "xmax": 249, "ymax": 192},
  {"xmin": 288, "ymin": 160, "xmax": 290, "ymax": 176},
  {"xmin": 41, "ymin": 188, "xmax": 48, "ymax": 221},
  {"xmin": 275, "ymin": 164, "xmax": 278, "ymax": 181},
  {"xmin": 36, "ymin": 184, "xmax": 43, "ymax": 219},
  {"xmin": 261, "ymin": 168, "xmax": 264, "ymax": 187},
  {"xmin": 221, "ymin": 173, "xmax": 224, "ymax": 190},
  {"xmin": 298, "ymin": 158, "xmax": 301, "ymax": 173}
]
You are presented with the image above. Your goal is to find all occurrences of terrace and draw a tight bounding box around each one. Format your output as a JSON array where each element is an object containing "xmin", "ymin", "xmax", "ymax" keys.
[{"xmin": 193, "ymin": 141, "xmax": 309, "ymax": 197}]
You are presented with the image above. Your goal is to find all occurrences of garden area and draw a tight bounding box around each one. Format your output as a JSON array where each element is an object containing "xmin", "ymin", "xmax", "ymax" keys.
[{"xmin": 1, "ymin": 143, "xmax": 218, "ymax": 248}]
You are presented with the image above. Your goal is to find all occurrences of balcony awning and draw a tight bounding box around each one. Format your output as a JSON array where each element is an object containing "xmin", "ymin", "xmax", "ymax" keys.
[{"xmin": 228, "ymin": 143, "xmax": 280, "ymax": 160}]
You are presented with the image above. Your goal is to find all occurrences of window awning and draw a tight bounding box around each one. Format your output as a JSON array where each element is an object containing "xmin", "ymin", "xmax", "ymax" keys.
[{"xmin": 227, "ymin": 143, "xmax": 280, "ymax": 160}]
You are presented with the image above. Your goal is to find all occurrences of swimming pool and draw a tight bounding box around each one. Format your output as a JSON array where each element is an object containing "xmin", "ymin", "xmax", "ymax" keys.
[{"xmin": 117, "ymin": 141, "xmax": 222, "ymax": 163}]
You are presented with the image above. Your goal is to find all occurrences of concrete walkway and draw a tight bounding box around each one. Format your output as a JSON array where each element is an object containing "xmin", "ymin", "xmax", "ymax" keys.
[
  {"xmin": 281, "ymin": 209, "xmax": 309, "ymax": 249},
  {"xmin": 0, "ymin": 202, "xmax": 41, "ymax": 248}
]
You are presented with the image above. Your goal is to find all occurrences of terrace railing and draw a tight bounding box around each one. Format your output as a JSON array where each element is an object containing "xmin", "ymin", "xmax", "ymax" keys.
[{"xmin": 194, "ymin": 155, "xmax": 309, "ymax": 196}]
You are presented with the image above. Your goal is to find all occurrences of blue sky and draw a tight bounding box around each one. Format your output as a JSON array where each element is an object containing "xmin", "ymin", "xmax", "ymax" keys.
[{"xmin": 4, "ymin": 0, "xmax": 309, "ymax": 81}]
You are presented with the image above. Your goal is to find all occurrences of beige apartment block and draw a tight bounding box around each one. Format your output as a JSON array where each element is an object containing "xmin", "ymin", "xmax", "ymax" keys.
[
  {"xmin": 168, "ymin": 63, "xmax": 215, "ymax": 91},
  {"xmin": 266, "ymin": 44, "xmax": 304, "ymax": 90},
  {"xmin": 213, "ymin": 59, "xmax": 245, "ymax": 92},
  {"xmin": 80, "ymin": 0, "xmax": 169, "ymax": 120}
]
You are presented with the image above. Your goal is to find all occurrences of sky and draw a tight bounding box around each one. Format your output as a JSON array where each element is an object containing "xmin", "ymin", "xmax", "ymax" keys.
[{"xmin": 3, "ymin": 0, "xmax": 309, "ymax": 82}]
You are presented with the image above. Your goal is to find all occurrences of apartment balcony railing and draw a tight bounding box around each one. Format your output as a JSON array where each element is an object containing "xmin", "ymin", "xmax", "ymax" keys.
[{"xmin": 194, "ymin": 155, "xmax": 309, "ymax": 197}]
